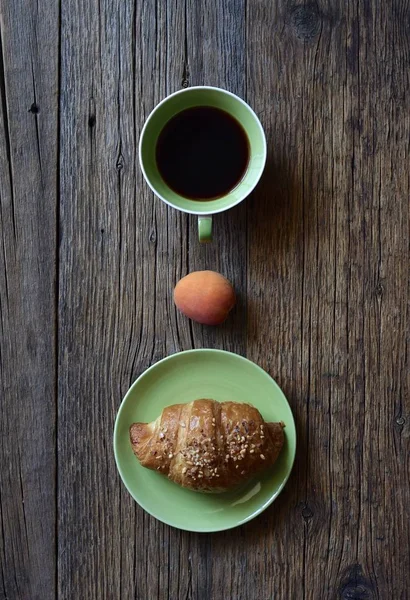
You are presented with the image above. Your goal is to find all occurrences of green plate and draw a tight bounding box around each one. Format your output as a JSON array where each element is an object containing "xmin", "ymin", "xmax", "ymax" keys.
[{"xmin": 113, "ymin": 349, "xmax": 296, "ymax": 532}]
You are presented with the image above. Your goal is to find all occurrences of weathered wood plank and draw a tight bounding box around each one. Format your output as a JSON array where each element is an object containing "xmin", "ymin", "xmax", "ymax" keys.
[
  {"xmin": 358, "ymin": 3, "xmax": 410, "ymax": 596},
  {"xmin": 58, "ymin": 0, "xmax": 137, "ymax": 597},
  {"xmin": 58, "ymin": 0, "xmax": 184, "ymax": 598},
  {"xmin": 0, "ymin": 0, "xmax": 59, "ymax": 598},
  {"xmin": 245, "ymin": 3, "xmax": 310, "ymax": 597},
  {"xmin": 246, "ymin": 1, "xmax": 410, "ymax": 598}
]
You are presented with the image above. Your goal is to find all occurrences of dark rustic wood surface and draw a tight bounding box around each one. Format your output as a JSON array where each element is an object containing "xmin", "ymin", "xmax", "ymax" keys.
[{"xmin": 1, "ymin": 0, "xmax": 409, "ymax": 599}]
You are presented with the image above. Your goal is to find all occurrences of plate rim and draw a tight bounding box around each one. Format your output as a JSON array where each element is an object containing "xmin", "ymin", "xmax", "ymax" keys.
[{"xmin": 113, "ymin": 348, "xmax": 297, "ymax": 532}]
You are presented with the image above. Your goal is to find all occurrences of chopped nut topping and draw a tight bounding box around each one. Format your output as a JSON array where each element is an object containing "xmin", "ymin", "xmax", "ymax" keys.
[{"xmin": 260, "ymin": 454, "xmax": 266, "ymax": 460}]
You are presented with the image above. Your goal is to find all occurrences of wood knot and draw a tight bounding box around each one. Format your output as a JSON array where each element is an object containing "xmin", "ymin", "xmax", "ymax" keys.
[
  {"xmin": 88, "ymin": 114, "xmax": 96, "ymax": 128},
  {"xmin": 300, "ymin": 503, "xmax": 313, "ymax": 522},
  {"xmin": 290, "ymin": 4, "xmax": 322, "ymax": 41},
  {"xmin": 29, "ymin": 103, "xmax": 40, "ymax": 114},
  {"xmin": 116, "ymin": 153, "xmax": 124, "ymax": 171},
  {"xmin": 374, "ymin": 281, "xmax": 384, "ymax": 298},
  {"xmin": 340, "ymin": 584, "xmax": 373, "ymax": 600},
  {"xmin": 149, "ymin": 228, "xmax": 157, "ymax": 244},
  {"xmin": 339, "ymin": 564, "xmax": 375, "ymax": 600},
  {"xmin": 181, "ymin": 61, "xmax": 190, "ymax": 88}
]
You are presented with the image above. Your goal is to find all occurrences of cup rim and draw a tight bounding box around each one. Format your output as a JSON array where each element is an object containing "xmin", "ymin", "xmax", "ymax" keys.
[{"xmin": 138, "ymin": 86, "xmax": 267, "ymax": 216}]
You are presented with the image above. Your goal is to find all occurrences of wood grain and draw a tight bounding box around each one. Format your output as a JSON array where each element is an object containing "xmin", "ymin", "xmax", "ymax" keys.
[
  {"xmin": 0, "ymin": 0, "xmax": 59, "ymax": 598},
  {"xmin": 246, "ymin": 1, "xmax": 410, "ymax": 598},
  {"xmin": 1, "ymin": 0, "xmax": 409, "ymax": 598}
]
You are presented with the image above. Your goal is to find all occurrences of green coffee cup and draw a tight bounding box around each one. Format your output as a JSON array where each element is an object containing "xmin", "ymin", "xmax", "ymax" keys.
[{"xmin": 139, "ymin": 86, "xmax": 266, "ymax": 243}]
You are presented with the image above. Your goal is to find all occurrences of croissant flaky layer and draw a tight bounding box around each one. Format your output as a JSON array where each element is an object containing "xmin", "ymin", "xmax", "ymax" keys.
[{"xmin": 129, "ymin": 399, "xmax": 285, "ymax": 493}]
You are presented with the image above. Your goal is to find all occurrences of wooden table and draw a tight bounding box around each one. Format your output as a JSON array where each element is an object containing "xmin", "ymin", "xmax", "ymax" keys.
[{"xmin": 1, "ymin": 1, "xmax": 409, "ymax": 598}]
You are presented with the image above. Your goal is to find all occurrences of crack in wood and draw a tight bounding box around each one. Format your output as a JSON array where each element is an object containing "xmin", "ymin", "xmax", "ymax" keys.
[{"xmin": 0, "ymin": 23, "xmax": 16, "ymax": 239}]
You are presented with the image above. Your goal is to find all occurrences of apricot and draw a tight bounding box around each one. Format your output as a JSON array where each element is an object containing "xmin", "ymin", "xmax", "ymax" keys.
[{"xmin": 174, "ymin": 271, "xmax": 236, "ymax": 325}]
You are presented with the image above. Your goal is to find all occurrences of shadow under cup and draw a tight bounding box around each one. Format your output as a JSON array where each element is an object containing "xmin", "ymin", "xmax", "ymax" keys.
[{"xmin": 139, "ymin": 87, "xmax": 266, "ymax": 241}]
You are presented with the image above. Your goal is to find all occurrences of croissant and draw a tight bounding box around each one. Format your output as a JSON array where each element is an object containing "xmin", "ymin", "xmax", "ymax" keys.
[{"xmin": 129, "ymin": 399, "xmax": 285, "ymax": 493}]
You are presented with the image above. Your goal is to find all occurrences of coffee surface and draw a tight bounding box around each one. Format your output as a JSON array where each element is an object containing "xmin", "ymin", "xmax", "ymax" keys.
[{"xmin": 156, "ymin": 106, "xmax": 249, "ymax": 200}]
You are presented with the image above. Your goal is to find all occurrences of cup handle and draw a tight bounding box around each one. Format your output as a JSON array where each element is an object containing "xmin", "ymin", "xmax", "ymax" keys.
[{"xmin": 198, "ymin": 216, "xmax": 212, "ymax": 243}]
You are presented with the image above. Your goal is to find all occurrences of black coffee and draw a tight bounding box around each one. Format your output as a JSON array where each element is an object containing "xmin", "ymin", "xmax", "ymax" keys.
[{"xmin": 156, "ymin": 106, "xmax": 249, "ymax": 200}]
